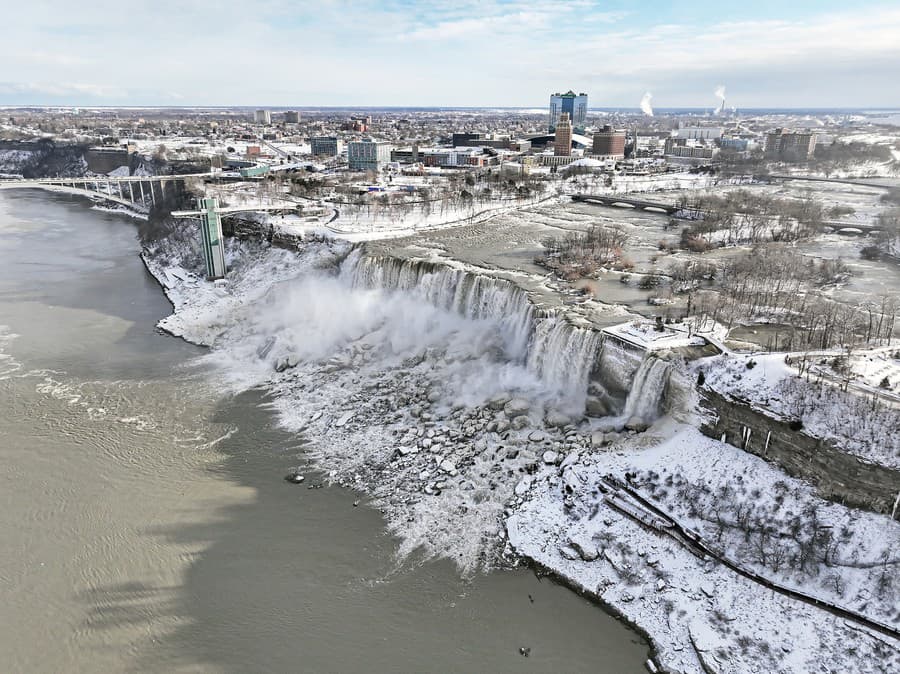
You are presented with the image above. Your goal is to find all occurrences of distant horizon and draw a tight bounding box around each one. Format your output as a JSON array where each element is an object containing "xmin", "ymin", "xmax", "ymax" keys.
[{"xmin": 3, "ymin": 104, "xmax": 900, "ymax": 114}]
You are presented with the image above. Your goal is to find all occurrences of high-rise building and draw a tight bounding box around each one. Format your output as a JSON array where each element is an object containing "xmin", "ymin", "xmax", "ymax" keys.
[
  {"xmin": 554, "ymin": 112, "xmax": 573, "ymax": 157},
  {"xmin": 765, "ymin": 128, "xmax": 817, "ymax": 160},
  {"xmin": 347, "ymin": 138, "xmax": 392, "ymax": 171},
  {"xmin": 254, "ymin": 109, "xmax": 271, "ymax": 124},
  {"xmin": 592, "ymin": 125, "xmax": 626, "ymax": 158},
  {"xmin": 549, "ymin": 91, "xmax": 588, "ymax": 134},
  {"xmin": 311, "ymin": 136, "xmax": 340, "ymax": 157},
  {"xmin": 283, "ymin": 111, "xmax": 301, "ymax": 123}
]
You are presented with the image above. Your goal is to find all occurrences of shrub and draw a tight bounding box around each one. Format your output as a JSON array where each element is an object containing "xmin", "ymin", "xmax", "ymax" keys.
[
  {"xmin": 860, "ymin": 245, "xmax": 881, "ymax": 261},
  {"xmin": 639, "ymin": 273, "xmax": 663, "ymax": 290}
]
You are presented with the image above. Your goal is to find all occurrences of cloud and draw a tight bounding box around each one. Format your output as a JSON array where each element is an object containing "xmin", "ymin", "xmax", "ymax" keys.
[
  {"xmin": 0, "ymin": 1, "xmax": 896, "ymax": 106},
  {"xmin": 0, "ymin": 82, "xmax": 125, "ymax": 99}
]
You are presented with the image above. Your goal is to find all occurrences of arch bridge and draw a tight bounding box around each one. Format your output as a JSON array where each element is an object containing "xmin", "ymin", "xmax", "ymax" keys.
[
  {"xmin": 0, "ymin": 173, "xmax": 215, "ymax": 209},
  {"xmin": 572, "ymin": 193, "xmax": 681, "ymax": 214}
]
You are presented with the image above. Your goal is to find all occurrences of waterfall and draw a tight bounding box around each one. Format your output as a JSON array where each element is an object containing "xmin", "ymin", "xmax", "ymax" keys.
[
  {"xmin": 527, "ymin": 317, "xmax": 603, "ymax": 405},
  {"xmin": 621, "ymin": 356, "xmax": 672, "ymax": 422},
  {"xmin": 593, "ymin": 333, "xmax": 645, "ymax": 400},
  {"xmin": 341, "ymin": 250, "xmax": 601, "ymax": 408}
]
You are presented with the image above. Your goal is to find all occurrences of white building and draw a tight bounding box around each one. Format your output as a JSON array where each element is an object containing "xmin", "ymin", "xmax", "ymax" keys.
[
  {"xmin": 347, "ymin": 139, "xmax": 392, "ymax": 172},
  {"xmin": 672, "ymin": 127, "xmax": 724, "ymax": 140},
  {"xmin": 254, "ymin": 109, "xmax": 271, "ymax": 124}
]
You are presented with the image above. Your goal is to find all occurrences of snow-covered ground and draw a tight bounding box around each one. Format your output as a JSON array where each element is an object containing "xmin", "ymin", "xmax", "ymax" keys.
[
  {"xmin": 703, "ymin": 352, "xmax": 900, "ymax": 469},
  {"xmin": 508, "ymin": 421, "xmax": 900, "ymax": 674}
]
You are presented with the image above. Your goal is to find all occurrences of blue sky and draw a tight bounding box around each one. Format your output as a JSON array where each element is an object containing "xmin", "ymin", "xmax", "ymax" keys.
[{"xmin": 1, "ymin": 0, "xmax": 899, "ymax": 108}]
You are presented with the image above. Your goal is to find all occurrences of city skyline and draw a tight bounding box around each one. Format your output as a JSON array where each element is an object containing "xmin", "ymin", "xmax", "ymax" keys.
[{"xmin": 1, "ymin": 0, "xmax": 900, "ymax": 108}]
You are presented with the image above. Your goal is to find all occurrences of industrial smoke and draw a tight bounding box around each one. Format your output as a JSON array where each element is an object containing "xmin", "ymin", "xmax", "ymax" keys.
[
  {"xmin": 714, "ymin": 84, "xmax": 727, "ymax": 114},
  {"xmin": 640, "ymin": 91, "xmax": 654, "ymax": 116}
]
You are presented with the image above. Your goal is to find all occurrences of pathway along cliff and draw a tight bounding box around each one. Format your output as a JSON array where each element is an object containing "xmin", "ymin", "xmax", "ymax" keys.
[{"xmin": 0, "ymin": 189, "xmax": 648, "ymax": 672}]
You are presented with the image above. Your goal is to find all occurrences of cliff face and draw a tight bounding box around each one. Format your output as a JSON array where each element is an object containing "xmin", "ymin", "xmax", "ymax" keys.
[
  {"xmin": 0, "ymin": 140, "xmax": 90, "ymax": 178},
  {"xmin": 700, "ymin": 388, "xmax": 900, "ymax": 516}
]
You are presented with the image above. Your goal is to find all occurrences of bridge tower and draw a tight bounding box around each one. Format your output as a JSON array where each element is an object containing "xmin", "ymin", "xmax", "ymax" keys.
[{"xmin": 196, "ymin": 197, "xmax": 227, "ymax": 280}]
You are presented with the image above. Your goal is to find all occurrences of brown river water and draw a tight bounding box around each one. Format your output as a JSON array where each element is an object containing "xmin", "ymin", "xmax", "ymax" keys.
[{"xmin": 0, "ymin": 190, "xmax": 647, "ymax": 673}]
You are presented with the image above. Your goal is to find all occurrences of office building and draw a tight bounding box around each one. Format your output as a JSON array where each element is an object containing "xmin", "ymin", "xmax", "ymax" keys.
[
  {"xmin": 664, "ymin": 137, "xmax": 716, "ymax": 159},
  {"xmin": 347, "ymin": 138, "xmax": 392, "ymax": 171},
  {"xmin": 254, "ymin": 109, "xmax": 271, "ymax": 124},
  {"xmin": 311, "ymin": 136, "xmax": 341, "ymax": 157},
  {"xmin": 592, "ymin": 125, "xmax": 626, "ymax": 158},
  {"xmin": 549, "ymin": 91, "xmax": 588, "ymax": 134},
  {"xmin": 283, "ymin": 111, "xmax": 301, "ymax": 123},
  {"xmin": 554, "ymin": 112, "xmax": 573, "ymax": 157},
  {"xmin": 672, "ymin": 127, "xmax": 724, "ymax": 140},
  {"xmin": 765, "ymin": 128, "xmax": 817, "ymax": 160}
]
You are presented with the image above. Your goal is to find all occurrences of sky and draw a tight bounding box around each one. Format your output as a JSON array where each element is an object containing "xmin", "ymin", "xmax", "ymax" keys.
[{"xmin": 1, "ymin": 0, "xmax": 899, "ymax": 109}]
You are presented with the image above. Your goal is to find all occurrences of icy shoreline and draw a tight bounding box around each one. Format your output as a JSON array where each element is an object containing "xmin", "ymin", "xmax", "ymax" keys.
[{"xmin": 139, "ymin": 230, "xmax": 899, "ymax": 674}]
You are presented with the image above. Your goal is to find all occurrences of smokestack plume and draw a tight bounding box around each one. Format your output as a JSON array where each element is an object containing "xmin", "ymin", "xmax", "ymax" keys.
[
  {"xmin": 640, "ymin": 91, "xmax": 654, "ymax": 117},
  {"xmin": 714, "ymin": 85, "xmax": 726, "ymax": 114}
]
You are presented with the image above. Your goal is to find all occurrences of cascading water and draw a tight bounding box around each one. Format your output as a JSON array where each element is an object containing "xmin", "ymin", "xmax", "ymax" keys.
[
  {"xmin": 621, "ymin": 356, "xmax": 672, "ymax": 422},
  {"xmin": 526, "ymin": 317, "xmax": 603, "ymax": 408},
  {"xmin": 594, "ymin": 335, "xmax": 645, "ymax": 399},
  {"xmin": 341, "ymin": 250, "xmax": 602, "ymax": 410}
]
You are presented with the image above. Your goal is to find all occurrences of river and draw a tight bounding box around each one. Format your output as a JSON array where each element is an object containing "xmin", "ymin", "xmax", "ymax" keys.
[{"xmin": 0, "ymin": 190, "xmax": 647, "ymax": 673}]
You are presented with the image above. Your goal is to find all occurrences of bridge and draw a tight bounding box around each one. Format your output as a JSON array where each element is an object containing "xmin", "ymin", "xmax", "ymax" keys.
[
  {"xmin": 822, "ymin": 220, "xmax": 883, "ymax": 235},
  {"xmin": 572, "ymin": 193, "xmax": 681, "ymax": 214},
  {"xmin": 0, "ymin": 173, "xmax": 216, "ymax": 209},
  {"xmin": 769, "ymin": 174, "xmax": 897, "ymax": 190}
]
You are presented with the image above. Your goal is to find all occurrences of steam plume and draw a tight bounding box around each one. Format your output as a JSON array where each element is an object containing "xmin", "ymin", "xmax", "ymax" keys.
[
  {"xmin": 639, "ymin": 91, "xmax": 654, "ymax": 117},
  {"xmin": 714, "ymin": 85, "xmax": 726, "ymax": 114}
]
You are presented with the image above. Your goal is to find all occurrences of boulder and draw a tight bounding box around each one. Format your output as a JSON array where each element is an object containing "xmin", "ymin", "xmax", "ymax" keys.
[
  {"xmin": 488, "ymin": 393, "xmax": 512, "ymax": 410},
  {"xmin": 334, "ymin": 411, "xmax": 354, "ymax": 428},
  {"xmin": 544, "ymin": 410, "xmax": 571, "ymax": 428},
  {"xmin": 542, "ymin": 450, "xmax": 559, "ymax": 465},
  {"xmin": 569, "ymin": 539, "xmax": 599, "ymax": 562},
  {"xmin": 274, "ymin": 355, "xmax": 299, "ymax": 372},
  {"xmin": 585, "ymin": 395, "xmax": 611, "ymax": 417},
  {"xmin": 510, "ymin": 415, "xmax": 530, "ymax": 431},
  {"xmin": 560, "ymin": 452, "xmax": 580, "ymax": 471},
  {"xmin": 527, "ymin": 430, "xmax": 547, "ymax": 443},
  {"xmin": 559, "ymin": 545, "xmax": 581, "ymax": 560},
  {"xmin": 624, "ymin": 416, "xmax": 649, "ymax": 432},
  {"xmin": 503, "ymin": 398, "xmax": 531, "ymax": 418},
  {"xmin": 590, "ymin": 431, "xmax": 606, "ymax": 448}
]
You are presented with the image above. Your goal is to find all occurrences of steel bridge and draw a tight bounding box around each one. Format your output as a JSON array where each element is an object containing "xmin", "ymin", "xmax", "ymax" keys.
[{"xmin": 0, "ymin": 173, "xmax": 216, "ymax": 209}]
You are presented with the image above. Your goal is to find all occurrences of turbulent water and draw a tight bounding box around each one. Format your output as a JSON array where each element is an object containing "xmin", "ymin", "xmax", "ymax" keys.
[
  {"xmin": 0, "ymin": 190, "xmax": 649, "ymax": 673},
  {"xmin": 343, "ymin": 250, "xmax": 605, "ymax": 412},
  {"xmin": 156, "ymin": 230, "xmax": 679, "ymax": 585},
  {"xmin": 622, "ymin": 357, "xmax": 672, "ymax": 422}
]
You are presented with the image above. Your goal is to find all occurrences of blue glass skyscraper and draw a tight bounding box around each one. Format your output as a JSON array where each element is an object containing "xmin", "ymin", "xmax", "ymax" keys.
[{"xmin": 549, "ymin": 91, "xmax": 588, "ymax": 134}]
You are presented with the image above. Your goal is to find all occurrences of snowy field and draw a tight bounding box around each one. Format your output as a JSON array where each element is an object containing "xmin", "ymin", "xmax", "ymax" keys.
[
  {"xmin": 508, "ymin": 422, "xmax": 900, "ymax": 674},
  {"xmin": 703, "ymin": 352, "xmax": 900, "ymax": 469}
]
